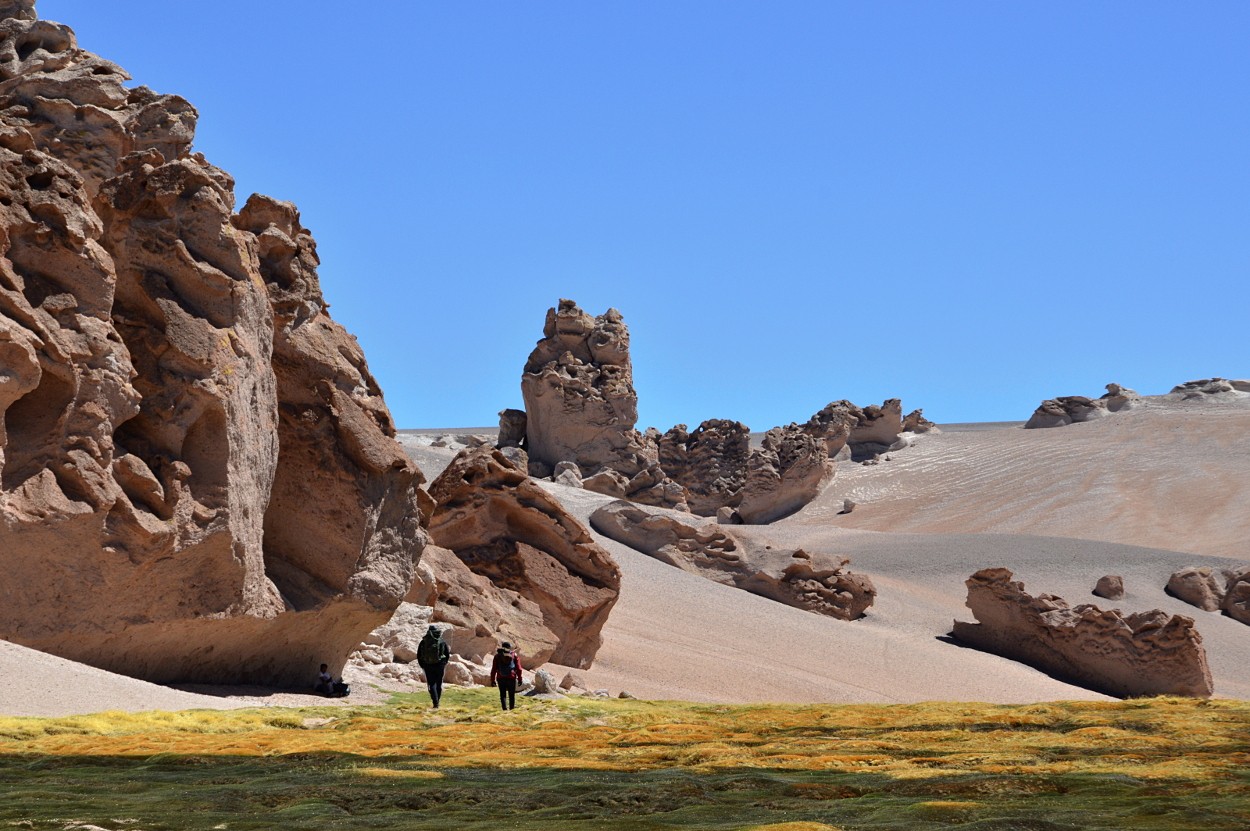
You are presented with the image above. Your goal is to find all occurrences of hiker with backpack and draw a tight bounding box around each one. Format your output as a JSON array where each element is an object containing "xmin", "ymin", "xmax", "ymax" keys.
[
  {"xmin": 489, "ymin": 640, "xmax": 524, "ymax": 711},
  {"xmin": 416, "ymin": 625, "xmax": 451, "ymax": 708}
]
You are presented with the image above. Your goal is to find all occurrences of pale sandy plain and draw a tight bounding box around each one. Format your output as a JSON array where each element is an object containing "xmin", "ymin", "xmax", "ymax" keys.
[{"xmin": 3, "ymin": 394, "xmax": 1248, "ymax": 716}]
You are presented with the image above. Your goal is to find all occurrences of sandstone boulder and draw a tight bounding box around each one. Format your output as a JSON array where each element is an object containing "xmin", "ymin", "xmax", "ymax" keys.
[
  {"xmin": 803, "ymin": 400, "xmax": 861, "ymax": 458},
  {"xmin": 1100, "ymin": 383, "xmax": 1141, "ymax": 412},
  {"xmin": 952, "ymin": 568, "xmax": 1212, "ymax": 698},
  {"xmin": 497, "ymin": 407, "xmax": 527, "ymax": 449},
  {"xmin": 1024, "ymin": 396, "xmax": 1109, "ymax": 429},
  {"xmin": 902, "ymin": 408, "xmax": 939, "ymax": 433},
  {"xmin": 1223, "ymin": 570, "xmax": 1250, "ymax": 626},
  {"xmin": 590, "ymin": 500, "xmax": 874, "ymax": 620},
  {"xmin": 848, "ymin": 398, "xmax": 904, "ymax": 456},
  {"xmin": 1165, "ymin": 567, "xmax": 1230, "ymax": 612},
  {"xmin": 0, "ymin": 7, "xmax": 426, "ymax": 686},
  {"xmin": 582, "ymin": 468, "xmax": 629, "ymax": 498},
  {"xmin": 427, "ymin": 445, "xmax": 621, "ymax": 668},
  {"xmin": 520, "ymin": 299, "xmax": 657, "ymax": 478},
  {"xmin": 1093, "ymin": 575, "xmax": 1124, "ymax": 600},
  {"xmin": 737, "ymin": 425, "xmax": 834, "ymax": 524}
]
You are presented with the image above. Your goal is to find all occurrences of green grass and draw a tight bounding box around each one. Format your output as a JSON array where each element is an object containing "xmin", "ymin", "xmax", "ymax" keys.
[{"xmin": 1, "ymin": 690, "xmax": 1247, "ymax": 830}]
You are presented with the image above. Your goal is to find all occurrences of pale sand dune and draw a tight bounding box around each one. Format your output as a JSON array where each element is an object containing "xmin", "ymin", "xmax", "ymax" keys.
[{"xmin": 4, "ymin": 398, "xmax": 1247, "ymax": 715}]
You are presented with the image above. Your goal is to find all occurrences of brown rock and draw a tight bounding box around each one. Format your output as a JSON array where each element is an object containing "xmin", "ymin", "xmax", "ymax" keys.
[
  {"xmin": 737, "ymin": 425, "xmax": 834, "ymax": 524},
  {"xmin": 590, "ymin": 500, "xmax": 874, "ymax": 620},
  {"xmin": 0, "ymin": 8, "xmax": 426, "ymax": 685},
  {"xmin": 520, "ymin": 299, "xmax": 657, "ymax": 478},
  {"xmin": 1222, "ymin": 569, "xmax": 1250, "ymax": 626},
  {"xmin": 803, "ymin": 400, "xmax": 861, "ymax": 458},
  {"xmin": 497, "ymin": 408, "xmax": 526, "ymax": 449},
  {"xmin": 656, "ymin": 419, "xmax": 749, "ymax": 514},
  {"xmin": 952, "ymin": 568, "xmax": 1213, "ymax": 698},
  {"xmin": 1025, "ymin": 396, "xmax": 1110, "ymax": 429},
  {"xmin": 1170, "ymin": 378, "xmax": 1249, "ymax": 398},
  {"xmin": 582, "ymin": 468, "xmax": 629, "ymax": 498},
  {"xmin": 902, "ymin": 408, "xmax": 939, "ymax": 433},
  {"xmin": 1093, "ymin": 575, "xmax": 1124, "ymax": 600},
  {"xmin": 1100, "ymin": 383, "xmax": 1141, "ymax": 412},
  {"xmin": 427, "ymin": 446, "xmax": 621, "ymax": 668},
  {"xmin": 1166, "ymin": 567, "xmax": 1229, "ymax": 612},
  {"xmin": 850, "ymin": 398, "xmax": 904, "ymax": 450}
]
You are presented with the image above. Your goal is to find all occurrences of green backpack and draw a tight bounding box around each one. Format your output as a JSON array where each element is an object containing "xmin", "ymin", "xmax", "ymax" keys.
[{"xmin": 417, "ymin": 636, "xmax": 444, "ymax": 665}]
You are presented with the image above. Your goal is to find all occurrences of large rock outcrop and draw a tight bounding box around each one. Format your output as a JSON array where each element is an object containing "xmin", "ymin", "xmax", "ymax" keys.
[
  {"xmin": 427, "ymin": 445, "xmax": 621, "ymax": 668},
  {"xmin": 0, "ymin": 3, "xmax": 427, "ymax": 684},
  {"xmin": 1024, "ymin": 383, "xmax": 1142, "ymax": 429},
  {"xmin": 738, "ymin": 425, "xmax": 834, "ymax": 524},
  {"xmin": 656, "ymin": 419, "xmax": 750, "ymax": 515},
  {"xmin": 952, "ymin": 568, "xmax": 1213, "ymax": 698},
  {"xmin": 1169, "ymin": 378, "xmax": 1250, "ymax": 399},
  {"xmin": 590, "ymin": 500, "xmax": 874, "ymax": 620}
]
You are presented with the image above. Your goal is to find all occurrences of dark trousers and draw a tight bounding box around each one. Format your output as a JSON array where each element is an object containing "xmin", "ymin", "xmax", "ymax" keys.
[
  {"xmin": 498, "ymin": 677, "xmax": 517, "ymax": 710},
  {"xmin": 422, "ymin": 662, "xmax": 445, "ymax": 707}
]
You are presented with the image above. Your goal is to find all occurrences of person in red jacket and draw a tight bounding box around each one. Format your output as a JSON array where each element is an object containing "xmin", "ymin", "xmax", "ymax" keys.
[{"xmin": 488, "ymin": 641, "xmax": 523, "ymax": 710}]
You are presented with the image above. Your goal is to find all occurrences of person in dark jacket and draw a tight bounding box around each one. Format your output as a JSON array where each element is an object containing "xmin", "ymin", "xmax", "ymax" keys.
[
  {"xmin": 488, "ymin": 641, "xmax": 523, "ymax": 711},
  {"xmin": 416, "ymin": 625, "xmax": 451, "ymax": 708}
]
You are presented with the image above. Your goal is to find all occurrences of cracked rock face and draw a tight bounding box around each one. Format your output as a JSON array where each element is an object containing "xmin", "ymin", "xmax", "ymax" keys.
[
  {"xmin": 427, "ymin": 445, "xmax": 621, "ymax": 668},
  {"xmin": 590, "ymin": 500, "xmax": 874, "ymax": 620},
  {"xmin": 0, "ymin": 3, "xmax": 428, "ymax": 684},
  {"xmin": 952, "ymin": 568, "xmax": 1213, "ymax": 698}
]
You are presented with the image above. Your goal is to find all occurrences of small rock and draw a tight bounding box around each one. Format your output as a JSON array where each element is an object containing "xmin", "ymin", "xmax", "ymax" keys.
[
  {"xmin": 1093, "ymin": 575, "xmax": 1124, "ymax": 600},
  {"xmin": 559, "ymin": 671, "xmax": 587, "ymax": 691},
  {"xmin": 840, "ymin": 498, "xmax": 856, "ymax": 515},
  {"xmin": 617, "ymin": 690, "xmax": 636, "ymax": 699}
]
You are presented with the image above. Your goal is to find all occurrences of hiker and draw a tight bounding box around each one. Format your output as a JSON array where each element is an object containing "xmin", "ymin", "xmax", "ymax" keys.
[
  {"xmin": 416, "ymin": 625, "xmax": 451, "ymax": 708},
  {"xmin": 489, "ymin": 640, "xmax": 523, "ymax": 711},
  {"xmin": 315, "ymin": 663, "xmax": 333, "ymax": 695}
]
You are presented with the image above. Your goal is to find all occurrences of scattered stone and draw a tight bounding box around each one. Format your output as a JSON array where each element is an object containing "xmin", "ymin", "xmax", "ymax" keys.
[
  {"xmin": 498, "ymin": 445, "xmax": 529, "ymax": 471},
  {"xmin": 497, "ymin": 408, "xmax": 527, "ymax": 448},
  {"xmin": 840, "ymin": 498, "xmax": 857, "ymax": 515},
  {"xmin": 583, "ymin": 469, "xmax": 630, "ymax": 498},
  {"xmin": 618, "ymin": 690, "xmax": 637, "ymax": 699},
  {"xmin": 530, "ymin": 668, "xmax": 562, "ymax": 695},
  {"xmin": 553, "ymin": 461, "xmax": 584, "ymax": 488},
  {"xmin": 952, "ymin": 568, "xmax": 1213, "ymax": 698},
  {"xmin": 1093, "ymin": 575, "xmax": 1124, "ymax": 600},
  {"xmin": 591, "ymin": 501, "xmax": 875, "ymax": 620},
  {"xmin": 559, "ymin": 671, "xmax": 587, "ymax": 691}
]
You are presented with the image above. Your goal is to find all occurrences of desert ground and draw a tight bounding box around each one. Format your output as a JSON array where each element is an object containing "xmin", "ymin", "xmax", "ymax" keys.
[{"xmin": 4, "ymin": 393, "xmax": 1247, "ymax": 716}]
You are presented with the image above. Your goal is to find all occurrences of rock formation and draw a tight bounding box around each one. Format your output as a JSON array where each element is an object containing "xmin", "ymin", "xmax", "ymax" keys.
[
  {"xmin": 848, "ymin": 398, "xmax": 904, "ymax": 456},
  {"xmin": 0, "ymin": 3, "xmax": 427, "ymax": 684},
  {"xmin": 952, "ymin": 568, "xmax": 1213, "ymax": 698},
  {"xmin": 656, "ymin": 419, "xmax": 750, "ymax": 515},
  {"xmin": 1093, "ymin": 575, "xmax": 1124, "ymax": 600},
  {"xmin": 427, "ymin": 445, "xmax": 620, "ymax": 667},
  {"xmin": 738, "ymin": 425, "xmax": 834, "ymax": 524},
  {"xmin": 590, "ymin": 500, "xmax": 875, "ymax": 620},
  {"xmin": 1170, "ymin": 378, "xmax": 1250, "ymax": 399},
  {"xmin": 902, "ymin": 408, "xmax": 939, "ymax": 434},
  {"xmin": 1025, "ymin": 383, "xmax": 1144, "ymax": 429},
  {"xmin": 1166, "ymin": 565, "xmax": 1250, "ymax": 627}
]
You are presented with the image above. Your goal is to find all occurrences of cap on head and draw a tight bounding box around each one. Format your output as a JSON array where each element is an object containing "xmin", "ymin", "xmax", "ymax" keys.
[{"xmin": 501, "ymin": 641, "xmax": 512, "ymax": 649}]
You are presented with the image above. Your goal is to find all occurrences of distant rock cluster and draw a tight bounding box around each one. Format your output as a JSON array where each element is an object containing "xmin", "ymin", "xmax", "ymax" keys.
[
  {"xmin": 505, "ymin": 299, "xmax": 931, "ymax": 523},
  {"xmin": 1166, "ymin": 566, "xmax": 1250, "ymax": 626},
  {"xmin": 1026, "ymin": 378, "xmax": 1250, "ymax": 429},
  {"xmin": 590, "ymin": 500, "xmax": 875, "ymax": 620},
  {"xmin": 952, "ymin": 568, "xmax": 1213, "ymax": 698}
]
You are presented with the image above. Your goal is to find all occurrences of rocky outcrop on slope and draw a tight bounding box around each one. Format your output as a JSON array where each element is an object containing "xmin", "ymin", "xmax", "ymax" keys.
[
  {"xmin": 952, "ymin": 568, "xmax": 1213, "ymax": 698},
  {"xmin": 902, "ymin": 408, "xmax": 939, "ymax": 434},
  {"xmin": 427, "ymin": 445, "xmax": 620, "ymax": 668},
  {"xmin": 656, "ymin": 419, "xmax": 750, "ymax": 515},
  {"xmin": 738, "ymin": 425, "xmax": 834, "ymax": 524},
  {"xmin": 1024, "ymin": 383, "xmax": 1142, "ymax": 429},
  {"xmin": 0, "ymin": 3, "xmax": 427, "ymax": 684},
  {"xmin": 1166, "ymin": 565, "xmax": 1250, "ymax": 626},
  {"xmin": 1169, "ymin": 378, "xmax": 1250, "ymax": 399},
  {"xmin": 590, "ymin": 500, "xmax": 874, "ymax": 620}
]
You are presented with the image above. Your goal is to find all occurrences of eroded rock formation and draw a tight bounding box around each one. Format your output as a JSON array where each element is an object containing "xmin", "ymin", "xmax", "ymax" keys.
[
  {"xmin": 1025, "ymin": 383, "xmax": 1142, "ymax": 429},
  {"xmin": 657, "ymin": 419, "xmax": 750, "ymax": 515},
  {"xmin": 1170, "ymin": 378, "xmax": 1250, "ymax": 399},
  {"xmin": 952, "ymin": 568, "xmax": 1213, "ymax": 698},
  {"xmin": 1166, "ymin": 565, "xmax": 1250, "ymax": 627},
  {"xmin": 0, "ymin": 3, "xmax": 427, "ymax": 684},
  {"xmin": 427, "ymin": 445, "xmax": 620, "ymax": 667},
  {"xmin": 590, "ymin": 500, "xmax": 874, "ymax": 620},
  {"xmin": 738, "ymin": 425, "xmax": 834, "ymax": 524}
]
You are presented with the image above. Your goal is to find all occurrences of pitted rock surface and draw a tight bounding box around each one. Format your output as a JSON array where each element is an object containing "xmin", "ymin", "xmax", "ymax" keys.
[
  {"xmin": 952, "ymin": 568, "xmax": 1213, "ymax": 698},
  {"xmin": 738, "ymin": 425, "xmax": 834, "ymax": 524},
  {"xmin": 590, "ymin": 500, "xmax": 874, "ymax": 621},
  {"xmin": 657, "ymin": 419, "xmax": 749, "ymax": 515},
  {"xmin": 427, "ymin": 445, "xmax": 620, "ymax": 668},
  {"xmin": 0, "ymin": 5, "xmax": 427, "ymax": 685}
]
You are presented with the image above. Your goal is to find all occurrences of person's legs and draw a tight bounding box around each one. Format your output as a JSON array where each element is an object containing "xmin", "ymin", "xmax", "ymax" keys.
[
  {"xmin": 430, "ymin": 663, "xmax": 445, "ymax": 708},
  {"xmin": 502, "ymin": 678, "xmax": 517, "ymax": 710},
  {"xmin": 498, "ymin": 678, "xmax": 509, "ymax": 710}
]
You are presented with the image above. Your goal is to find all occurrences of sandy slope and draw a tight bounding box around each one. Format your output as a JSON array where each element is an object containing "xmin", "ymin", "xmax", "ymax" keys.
[{"xmin": 4, "ymin": 397, "xmax": 1247, "ymax": 715}]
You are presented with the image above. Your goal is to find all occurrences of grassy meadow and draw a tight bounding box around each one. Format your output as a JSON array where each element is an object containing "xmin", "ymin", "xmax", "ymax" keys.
[{"xmin": 0, "ymin": 690, "xmax": 1247, "ymax": 830}]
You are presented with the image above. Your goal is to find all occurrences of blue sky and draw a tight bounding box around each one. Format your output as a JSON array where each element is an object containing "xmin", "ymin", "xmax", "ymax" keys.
[{"xmin": 41, "ymin": 1, "xmax": 1249, "ymax": 428}]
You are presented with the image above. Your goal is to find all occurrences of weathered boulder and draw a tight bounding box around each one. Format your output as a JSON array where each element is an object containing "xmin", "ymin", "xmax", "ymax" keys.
[
  {"xmin": 1100, "ymin": 383, "xmax": 1141, "ymax": 412},
  {"xmin": 952, "ymin": 568, "xmax": 1213, "ymax": 698},
  {"xmin": 803, "ymin": 400, "xmax": 861, "ymax": 458},
  {"xmin": 1170, "ymin": 378, "xmax": 1250, "ymax": 398},
  {"xmin": 1093, "ymin": 575, "xmax": 1124, "ymax": 600},
  {"xmin": 497, "ymin": 408, "xmax": 527, "ymax": 449},
  {"xmin": 520, "ymin": 299, "xmax": 657, "ymax": 478},
  {"xmin": 845, "ymin": 397, "xmax": 905, "ymax": 454},
  {"xmin": 1165, "ymin": 567, "xmax": 1230, "ymax": 612},
  {"xmin": 738, "ymin": 425, "xmax": 834, "ymax": 524},
  {"xmin": 1024, "ymin": 396, "xmax": 1109, "ymax": 429},
  {"xmin": 427, "ymin": 445, "xmax": 621, "ymax": 668},
  {"xmin": 1223, "ymin": 570, "xmax": 1250, "ymax": 626},
  {"xmin": 582, "ymin": 468, "xmax": 629, "ymax": 498},
  {"xmin": 0, "ymin": 6, "xmax": 427, "ymax": 685},
  {"xmin": 657, "ymin": 419, "xmax": 749, "ymax": 514},
  {"xmin": 902, "ymin": 408, "xmax": 939, "ymax": 433},
  {"xmin": 590, "ymin": 500, "xmax": 874, "ymax": 620}
]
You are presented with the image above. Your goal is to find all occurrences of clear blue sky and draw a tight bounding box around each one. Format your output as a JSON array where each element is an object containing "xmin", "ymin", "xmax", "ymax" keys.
[{"xmin": 41, "ymin": 1, "xmax": 1249, "ymax": 428}]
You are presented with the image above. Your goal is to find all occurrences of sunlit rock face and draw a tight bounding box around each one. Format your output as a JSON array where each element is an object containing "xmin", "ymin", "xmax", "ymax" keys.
[
  {"xmin": 0, "ymin": 2, "xmax": 428, "ymax": 685},
  {"xmin": 953, "ymin": 568, "xmax": 1213, "ymax": 698}
]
